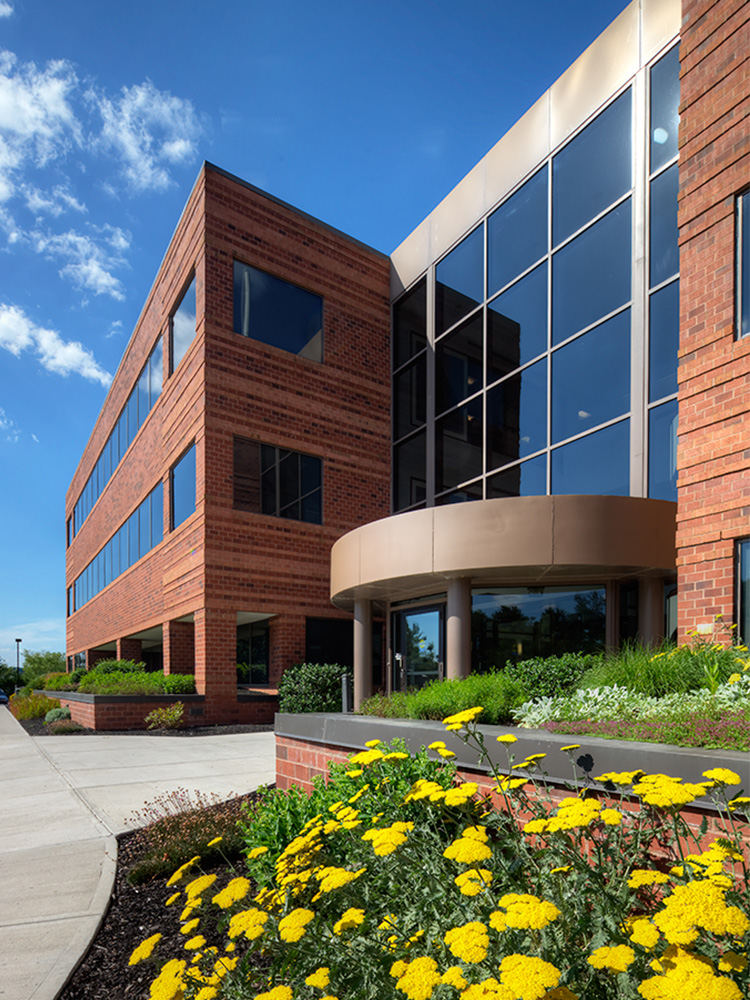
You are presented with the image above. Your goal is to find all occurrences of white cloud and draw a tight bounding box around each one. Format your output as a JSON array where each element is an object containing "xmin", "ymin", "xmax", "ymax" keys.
[
  {"xmin": 106, "ymin": 319, "xmax": 123, "ymax": 339},
  {"xmin": 29, "ymin": 224, "xmax": 130, "ymax": 299},
  {"xmin": 0, "ymin": 405, "xmax": 19, "ymax": 441},
  {"xmin": 0, "ymin": 619, "xmax": 67, "ymax": 665},
  {"xmin": 23, "ymin": 183, "xmax": 87, "ymax": 217},
  {"xmin": 93, "ymin": 80, "xmax": 202, "ymax": 192},
  {"xmin": 0, "ymin": 3, "xmax": 13, "ymax": 18},
  {"xmin": 0, "ymin": 303, "xmax": 112, "ymax": 386}
]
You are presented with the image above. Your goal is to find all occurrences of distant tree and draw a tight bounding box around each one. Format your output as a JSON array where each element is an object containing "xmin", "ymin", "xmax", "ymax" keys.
[
  {"xmin": 22, "ymin": 650, "xmax": 66, "ymax": 683},
  {"xmin": 0, "ymin": 659, "xmax": 15, "ymax": 695}
]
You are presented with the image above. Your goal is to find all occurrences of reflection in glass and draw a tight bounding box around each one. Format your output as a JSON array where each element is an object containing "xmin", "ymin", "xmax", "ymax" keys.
[
  {"xmin": 552, "ymin": 89, "xmax": 632, "ymax": 245},
  {"xmin": 236, "ymin": 621, "xmax": 269, "ymax": 685},
  {"xmin": 435, "ymin": 396, "xmax": 483, "ymax": 493},
  {"xmin": 648, "ymin": 398, "xmax": 678, "ymax": 502},
  {"xmin": 486, "ymin": 359, "xmax": 547, "ymax": 471},
  {"xmin": 171, "ymin": 443, "xmax": 196, "ymax": 529},
  {"xmin": 650, "ymin": 46, "xmax": 680, "ymax": 172},
  {"xmin": 435, "ymin": 314, "xmax": 482, "ymax": 415},
  {"xmin": 393, "ymin": 607, "xmax": 442, "ymax": 690},
  {"xmin": 650, "ymin": 164, "xmax": 678, "ymax": 287},
  {"xmin": 739, "ymin": 191, "xmax": 749, "ymax": 337},
  {"xmin": 739, "ymin": 540, "xmax": 750, "ymax": 644},
  {"xmin": 472, "ymin": 585, "xmax": 606, "ymax": 670},
  {"xmin": 552, "ymin": 202, "xmax": 631, "ymax": 344},
  {"xmin": 551, "ymin": 420, "xmax": 630, "ymax": 496},
  {"xmin": 393, "ymin": 279, "xmax": 427, "ymax": 368},
  {"xmin": 171, "ymin": 276, "xmax": 196, "ymax": 372},
  {"xmin": 436, "ymin": 482, "xmax": 483, "ymax": 504},
  {"xmin": 488, "ymin": 166, "xmax": 547, "ymax": 295},
  {"xmin": 552, "ymin": 310, "xmax": 630, "ymax": 442},
  {"xmin": 487, "ymin": 454, "xmax": 547, "ymax": 498},
  {"xmin": 151, "ymin": 481, "xmax": 163, "ymax": 547},
  {"xmin": 649, "ymin": 280, "xmax": 678, "ymax": 402},
  {"xmin": 488, "ymin": 263, "xmax": 547, "ymax": 378},
  {"xmin": 255, "ymin": 444, "xmax": 322, "ymax": 524},
  {"xmin": 435, "ymin": 225, "xmax": 483, "ymax": 335},
  {"xmin": 393, "ymin": 431, "xmax": 426, "ymax": 511},
  {"xmin": 233, "ymin": 261, "xmax": 323, "ymax": 361}
]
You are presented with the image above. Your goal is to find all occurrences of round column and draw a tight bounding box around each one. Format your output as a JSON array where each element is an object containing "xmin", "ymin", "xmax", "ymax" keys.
[
  {"xmin": 353, "ymin": 598, "xmax": 373, "ymax": 709},
  {"xmin": 446, "ymin": 577, "xmax": 471, "ymax": 680}
]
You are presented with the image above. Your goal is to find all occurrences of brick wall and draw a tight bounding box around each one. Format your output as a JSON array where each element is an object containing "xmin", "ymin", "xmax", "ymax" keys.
[
  {"xmin": 676, "ymin": 0, "xmax": 750, "ymax": 637},
  {"xmin": 58, "ymin": 693, "xmax": 277, "ymax": 730}
]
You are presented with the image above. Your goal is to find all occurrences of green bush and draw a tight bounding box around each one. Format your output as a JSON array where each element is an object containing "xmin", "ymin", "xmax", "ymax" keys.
[
  {"xmin": 38, "ymin": 672, "xmax": 77, "ymax": 691},
  {"xmin": 505, "ymin": 652, "xmax": 597, "ymax": 698},
  {"xmin": 10, "ymin": 693, "xmax": 61, "ymax": 719},
  {"xmin": 88, "ymin": 658, "xmax": 146, "ymax": 675},
  {"xmin": 69, "ymin": 668, "xmax": 87, "ymax": 683},
  {"xmin": 78, "ymin": 671, "xmax": 195, "ymax": 695},
  {"xmin": 0, "ymin": 664, "xmax": 18, "ymax": 696},
  {"xmin": 45, "ymin": 706, "xmax": 72, "ymax": 724},
  {"xmin": 579, "ymin": 641, "xmax": 741, "ymax": 697},
  {"xmin": 21, "ymin": 650, "xmax": 65, "ymax": 684},
  {"xmin": 145, "ymin": 702, "xmax": 184, "ymax": 730},
  {"xmin": 278, "ymin": 662, "xmax": 352, "ymax": 713},
  {"xmin": 48, "ymin": 720, "xmax": 84, "ymax": 734},
  {"xmin": 359, "ymin": 671, "xmax": 527, "ymax": 725}
]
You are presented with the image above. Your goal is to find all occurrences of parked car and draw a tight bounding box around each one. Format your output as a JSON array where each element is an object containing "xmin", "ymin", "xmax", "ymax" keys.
[{"xmin": 0, "ymin": 690, "xmax": 9, "ymax": 704}]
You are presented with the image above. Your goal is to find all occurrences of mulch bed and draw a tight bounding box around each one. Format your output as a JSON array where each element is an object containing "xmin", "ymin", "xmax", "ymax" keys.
[
  {"xmin": 19, "ymin": 718, "xmax": 273, "ymax": 737},
  {"xmin": 58, "ymin": 792, "xmax": 267, "ymax": 1000}
]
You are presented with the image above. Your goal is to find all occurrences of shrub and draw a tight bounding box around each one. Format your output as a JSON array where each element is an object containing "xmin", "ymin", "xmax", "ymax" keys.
[
  {"xmin": 359, "ymin": 671, "xmax": 527, "ymax": 725},
  {"xmin": 21, "ymin": 650, "xmax": 65, "ymax": 684},
  {"xmin": 0, "ymin": 664, "xmax": 18, "ymax": 696},
  {"xmin": 145, "ymin": 702, "xmax": 184, "ymax": 730},
  {"xmin": 10, "ymin": 693, "xmax": 61, "ymax": 720},
  {"xmin": 45, "ymin": 706, "xmax": 71, "ymax": 724},
  {"xmin": 78, "ymin": 671, "xmax": 195, "ymax": 695},
  {"xmin": 505, "ymin": 652, "xmax": 597, "ymax": 698},
  {"xmin": 69, "ymin": 667, "xmax": 87, "ymax": 683},
  {"xmin": 125, "ymin": 789, "xmax": 250, "ymax": 884},
  {"xmin": 278, "ymin": 662, "xmax": 352, "ymax": 713},
  {"xmin": 88, "ymin": 658, "xmax": 146, "ymax": 675},
  {"xmin": 38, "ymin": 672, "xmax": 77, "ymax": 691},
  {"xmin": 48, "ymin": 720, "xmax": 84, "ymax": 734}
]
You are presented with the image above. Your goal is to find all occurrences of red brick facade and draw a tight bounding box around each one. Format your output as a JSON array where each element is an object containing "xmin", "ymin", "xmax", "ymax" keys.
[
  {"xmin": 676, "ymin": 0, "xmax": 750, "ymax": 637},
  {"xmin": 65, "ymin": 165, "xmax": 391, "ymax": 725}
]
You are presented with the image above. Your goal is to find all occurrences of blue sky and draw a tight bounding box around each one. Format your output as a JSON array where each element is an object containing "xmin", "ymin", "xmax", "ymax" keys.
[{"xmin": 0, "ymin": 0, "xmax": 629, "ymax": 666}]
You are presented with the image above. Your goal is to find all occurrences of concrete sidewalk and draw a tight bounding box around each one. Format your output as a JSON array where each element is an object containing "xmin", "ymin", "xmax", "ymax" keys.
[{"xmin": 0, "ymin": 706, "xmax": 276, "ymax": 1000}]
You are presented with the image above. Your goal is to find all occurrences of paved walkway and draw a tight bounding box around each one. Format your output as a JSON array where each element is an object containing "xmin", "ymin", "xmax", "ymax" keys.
[{"xmin": 0, "ymin": 706, "xmax": 276, "ymax": 1000}]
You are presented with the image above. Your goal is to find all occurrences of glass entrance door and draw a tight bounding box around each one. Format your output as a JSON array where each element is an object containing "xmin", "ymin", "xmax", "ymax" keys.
[{"xmin": 392, "ymin": 606, "xmax": 444, "ymax": 691}]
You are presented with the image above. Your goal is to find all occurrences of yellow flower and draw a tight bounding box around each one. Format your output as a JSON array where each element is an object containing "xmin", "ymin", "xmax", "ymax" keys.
[
  {"xmin": 443, "ymin": 782, "xmax": 478, "ymax": 806},
  {"xmin": 441, "ymin": 966, "xmax": 468, "ymax": 990},
  {"xmin": 314, "ymin": 866, "xmax": 366, "ymax": 894},
  {"xmin": 206, "ymin": 836, "xmax": 223, "ymax": 847},
  {"xmin": 180, "ymin": 918, "xmax": 200, "ymax": 935},
  {"xmin": 247, "ymin": 846, "xmax": 269, "ymax": 859},
  {"xmin": 128, "ymin": 932, "xmax": 161, "ymax": 966},
  {"xmin": 227, "ymin": 908, "xmax": 268, "ymax": 941},
  {"xmin": 628, "ymin": 870, "xmax": 671, "ymax": 889},
  {"xmin": 212, "ymin": 877, "xmax": 251, "ymax": 909},
  {"xmin": 333, "ymin": 907, "xmax": 365, "ymax": 935},
  {"xmin": 629, "ymin": 918, "xmax": 660, "ymax": 949},
  {"xmin": 349, "ymin": 748, "xmax": 385, "ymax": 766},
  {"xmin": 444, "ymin": 921, "xmax": 489, "ymax": 963},
  {"xmin": 184, "ymin": 935, "xmax": 206, "ymax": 951},
  {"xmin": 443, "ymin": 834, "xmax": 492, "ymax": 865},
  {"xmin": 496, "ymin": 776, "xmax": 528, "ymax": 791},
  {"xmin": 588, "ymin": 945, "xmax": 636, "ymax": 972},
  {"xmin": 550, "ymin": 865, "xmax": 571, "ymax": 874},
  {"xmin": 436, "ymin": 748, "xmax": 456, "ymax": 758},
  {"xmin": 702, "ymin": 768, "xmax": 741, "ymax": 785},
  {"xmin": 165, "ymin": 892, "xmax": 181, "ymax": 907},
  {"xmin": 490, "ymin": 894, "xmax": 560, "ymax": 931},
  {"xmin": 252, "ymin": 987, "xmax": 293, "ymax": 1000},
  {"xmin": 718, "ymin": 952, "xmax": 747, "ymax": 973},
  {"xmin": 454, "ymin": 868, "xmax": 493, "ymax": 896},
  {"xmin": 278, "ymin": 907, "xmax": 315, "ymax": 942},
  {"xmin": 728, "ymin": 672, "xmax": 741, "ymax": 683},
  {"xmin": 390, "ymin": 956, "xmax": 441, "ymax": 1000},
  {"xmin": 728, "ymin": 796, "xmax": 750, "ymax": 811},
  {"xmin": 497, "ymin": 954, "xmax": 561, "ymax": 999},
  {"xmin": 364, "ymin": 739, "xmax": 382, "ymax": 747},
  {"xmin": 346, "ymin": 768, "xmax": 363, "ymax": 777},
  {"xmin": 305, "ymin": 967, "xmax": 330, "ymax": 988},
  {"xmin": 653, "ymin": 880, "xmax": 749, "ymax": 945},
  {"xmin": 166, "ymin": 855, "xmax": 200, "ymax": 887},
  {"xmin": 560, "ymin": 744, "xmax": 581, "ymax": 751},
  {"xmin": 595, "ymin": 770, "xmax": 643, "ymax": 785},
  {"xmin": 496, "ymin": 734, "xmax": 518, "ymax": 744},
  {"xmin": 600, "ymin": 808, "xmax": 622, "ymax": 826},
  {"xmin": 185, "ymin": 874, "xmax": 218, "ymax": 899},
  {"xmin": 442, "ymin": 706, "xmax": 483, "ymax": 727},
  {"xmin": 640, "ymin": 945, "xmax": 742, "ymax": 1000}
]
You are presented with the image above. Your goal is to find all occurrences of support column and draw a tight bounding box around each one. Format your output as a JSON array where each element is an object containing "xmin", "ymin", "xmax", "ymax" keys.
[
  {"xmin": 353, "ymin": 599, "xmax": 373, "ymax": 710},
  {"xmin": 638, "ymin": 577, "xmax": 664, "ymax": 648},
  {"xmin": 163, "ymin": 620, "xmax": 195, "ymax": 675},
  {"xmin": 116, "ymin": 637, "xmax": 142, "ymax": 663},
  {"xmin": 446, "ymin": 577, "xmax": 472, "ymax": 680},
  {"xmin": 193, "ymin": 607, "xmax": 237, "ymax": 698}
]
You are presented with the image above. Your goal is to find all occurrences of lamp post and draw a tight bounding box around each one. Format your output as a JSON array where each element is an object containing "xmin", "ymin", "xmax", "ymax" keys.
[{"xmin": 15, "ymin": 638, "xmax": 21, "ymax": 689}]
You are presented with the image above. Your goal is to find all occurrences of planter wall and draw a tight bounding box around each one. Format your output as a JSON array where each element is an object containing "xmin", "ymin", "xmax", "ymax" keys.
[{"xmin": 50, "ymin": 690, "xmax": 278, "ymax": 730}]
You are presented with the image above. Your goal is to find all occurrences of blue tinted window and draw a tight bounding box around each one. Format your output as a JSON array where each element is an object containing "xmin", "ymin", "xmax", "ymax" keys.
[
  {"xmin": 486, "ymin": 359, "xmax": 547, "ymax": 471},
  {"xmin": 649, "ymin": 399, "xmax": 678, "ymax": 501},
  {"xmin": 435, "ymin": 314, "xmax": 483, "ymax": 415},
  {"xmin": 739, "ymin": 540, "xmax": 750, "ymax": 642},
  {"xmin": 738, "ymin": 191, "xmax": 749, "ymax": 338},
  {"xmin": 488, "ymin": 455, "xmax": 547, "ymax": 498},
  {"xmin": 394, "ymin": 355, "xmax": 426, "ymax": 438},
  {"xmin": 393, "ymin": 279, "xmax": 427, "ymax": 369},
  {"xmin": 172, "ymin": 444, "xmax": 196, "ymax": 529},
  {"xmin": 650, "ymin": 163, "xmax": 678, "ymax": 287},
  {"xmin": 551, "ymin": 420, "xmax": 630, "ymax": 496},
  {"xmin": 435, "ymin": 226, "xmax": 483, "ymax": 335},
  {"xmin": 234, "ymin": 261, "xmax": 322, "ymax": 361},
  {"xmin": 553, "ymin": 89, "xmax": 632, "ymax": 245},
  {"xmin": 488, "ymin": 167, "xmax": 547, "ymax": 294},
  {"xmin": 552, "ymin": 201, "xmax": 631, "ymax": 344},
  {"xmin": 650, "ymin": 47, "xmax": 680, "ymax": 173},
  {"xmin": 172, "ymin": 275, "xmax": 196, "ymax": 372},
  {"xmin": 436, "ymin": 483, "xmax": 483, "ymax": 505},
  {"xmin": 488, "ymin": 263, "xmax": 547, "ymax": 379},
  {"xmin": 128, "ymin": 509, "xmax": 139, "ymax": 565},
  {"xmin": 649, "ymin": 280, "xmax": 679, "ymax": 401},
  {"xmin": 552, "ymin": 310, "xmax": 630, "ymax": 443},
  {"xmin": 393, "ymin": 431, "xmax": 426, "ymax": 511},
  {"xmin": 435, "ymin": 395, "xmax": 483, "ymax": 493}
]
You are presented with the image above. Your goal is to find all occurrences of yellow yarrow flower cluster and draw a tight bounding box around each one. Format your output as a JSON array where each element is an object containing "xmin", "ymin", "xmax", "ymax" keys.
[
  {"xmin": 363, "ymin": 820, "xmax": 414, "ymax": 856},
  {"xmin": 227, "ymin": 907, "xmax": 268, "ymax": 941},
  {"xmin": 524, "ymin": 795, "xmax": 621, "ymax": 834},
  {"xmin": 212, "ymin": 877, "xmax": 251, "ymax": 909},
  {"xmin": 443, "ymin": 706, "xmax": 483, "ymax": 731},
  {"xmin": 652, "ymin": 879, "xmax": 749, "ymax": 945},
  {"xmin": 454, "ymin": 868, "xmax": 493, "ymax": 896},
  {"xmin": 305, "ymin": 967, "xmax": 330, "ymax": 988},
  {"xmin": 444, "ymin": 825, "xmax": 492, "ymax": 864},
  {"xmin": 252, "ymin": 986, "xmax": 293, "ymax": 1000},
  {"xmin": 640, "ymin": 945, "xmax": 743, "ymax": 1000},
  {"xmin": 444, "ymin": 921, "xmax": 489, "ymax": 963},
  {"xmin": 628, "ymin": 869, "xmax": 671, "ymax": 889},
  {"xmin": 489, "ymin": 893, "xmax": 560, "ymax": 931},
  {"xmin": 390, "ymin": 956, "xmax": 441, "ymax": 1000},
  {"xmin": 403, "ymin": 778, "xmax": 447, "ymax": 803},
  {"xmin": 632, "ymin": 773, "xmax": 710, "ymax": 809},
  {"xmin": 185, "ymin": 873, "xmax": 218, "ymax": 899},
  {"xmin": 333, "ymin": 907, "xmax": 365, "ymax": 935},
  {"xmin": 702, "ymin": 768, "xmax": 742, "ymax": 786},
  {"xmin": 349, "ymin": 747, "xmax": 386, "ymax": 766},
  {"xmin": 628, "ymin": 918, "xmax": 660, "ymax": 950},
  {"xmin": 428, "ymin": 740, "xmax": 457, "ymax": 759},
  {"xmin": 587, "ymin": 944, "xmax": 636, "ymax": 972},
  {"xmin": 165, "ymin": 855, "xmax": 200, "ymax": 887},
  {"xmin": 312, "ymin": 865, "xmax": 365, "ymax": 897},
  {"xmin": 278, "ymin": 907, "xmax": 315, "ymax": 942},
  {"xmin": 149, "ymin": 957, "xmax": 187, "ymax": 1000},
  {"xmin": 128, "ymin": 932, "xmax": 161, "ymax": 966}
]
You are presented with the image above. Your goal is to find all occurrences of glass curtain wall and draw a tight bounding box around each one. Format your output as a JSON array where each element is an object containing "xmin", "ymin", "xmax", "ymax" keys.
[{"xmin": 391, "ymin": 45, "xmax": 680, "ymax": 511}]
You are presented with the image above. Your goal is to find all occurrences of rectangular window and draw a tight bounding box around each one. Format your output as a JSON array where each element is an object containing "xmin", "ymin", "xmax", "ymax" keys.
[
  {"xmin": 739, "ymin": 191, "xmax": 750, "ymax": 338},
  {"xmin": 233, "ymin": 437, "xmax": 322, "ymax": 524},
  {"xmin": 171, "ymin": 443, "xmax": 196, "ymax": 529},
  {"xmin": 738, "ymin": 540, "xmax": 750, "ymax": 642},
  {"xmin": 171, "ymin": 275, "xmax": 197, "ymax": 373},
  {"xmin": 233, "ymin": 260, "xmax": 323, "ymax": 362}
]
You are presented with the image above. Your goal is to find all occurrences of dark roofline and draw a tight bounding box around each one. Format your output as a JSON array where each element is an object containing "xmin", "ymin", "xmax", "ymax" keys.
[{"xmin": 204, "ymin": 161, "xmax": 390, "ymax": 261}]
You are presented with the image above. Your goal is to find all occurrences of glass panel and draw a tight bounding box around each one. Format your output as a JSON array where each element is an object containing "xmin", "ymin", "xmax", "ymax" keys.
[
  {"xmin": 739, "ymin": 191, "xmax": 749, "ymax": 338},
  {"xmin": 139, "ymin": 497, "xmax": 150, "ymax": 557},
  {"xmin": 435, "ymin": 314, "xmax": 482, "ymax": 415},
  {"xmin": 119, "ymin": 523, "xmax": 128, "ymax": 573},
  {"xmin": 435, "ymin": 395, "xmax": 483, "ymax": 493},
  {"xmin": 648, "ymin": 398, "xmax": 678, "ymax": 502},
  {"xmin": 552, "ymin": 89, "xmax": 632, "ymax": 244},
  {"xmin": 151, "ymin": 482, "xmax": 163, "ymax": 547},
  {"xmin": 301, "ymin": 490, "xmax": 322, "ymax": 524},
  {"xmin": 126, "ymin": 392, "xmax": 137, "ymax": 449},
  {"xmin": 172, "ymin": 275, "xmax": 196, "ymax": 372},
  {"xmin": 739, "ymin": 540, "xmax": 750, "ymax": 644},
  {"xmin": 435, "ymin": 225, "xmax": 483, "ymax": 335},
  {"xmin": 110, "ymin": 527, "xmax": 120, "ymax": 579},
  {"xmin": 137, "ymin": 366, "xmax": 149, "ymax": 428},
  {"xmin": 472, "ymin": 585, "xmax": 606, "ymax": 670},
  {"xmin": 233, "ymin": 261, "xmax": 323, "ymax": 361},
  {"xmin": 649, "ymin": 280, "xmax": 679, "ymax": 402},
  {"xmin": 435, "ymin": 482, "xmax": 483, "ymax": 505},
  {"xmin": 551, "ymin": 420, "xmax": 630, "ymax": 496},
  {"xmin": 393, "ymin": 354, "xmax": 426, "ymax": 439},
  {"xmin": 150, "ymin": 337, "xmax": 163, "ymax": 405},
  {"xmin": 393, "ymin": 279, "xmax": 426, "ymax": 369},
  {"xmin": 650, "ymin": 163, "xmax": 678, "ymax": 287},
  {"xmin": 488, "ymin": 166, "xmax": 547, "ymax": 294},
  {"xmin": 398, "ymin": 608, "xmax": 442, "ymax": 689},
  {"xmin": 488, "ymin": 262, "xmax": 547, "ymax": 379},
  {"xmin": 486, "ymin": 359, "xmax": 547, "ymax": 471},
  {"xmin": 300, "ymin": 454, "xmax": 320, "ymax": 496},
  {"xmin": 393, "ymin": 431, "xmax": 426, "ymax": 511},
  {"xmin": 172, "ymin": 444, "xmax": 196, "ymax": 529},
  {"xmin": 650, "ymin": 46, "xmax": 680, "ymax": 173},
  {"xmin": 552, "ymin": 310, "xmax": 630, "ymax": 442},
  {"xmin": 128, "ymin": 510, "xmax": 139, "ymax": 565},
  {"xmin": 487, "ymin": 454, "xmax": 547, "ymax": 498},
  {"xmin": 279, "ymin": 500, "xmax": 300, "ymax": 520},
  {"xmin": 261, "ymin": 467, "xmax": 276, "ymax": 515},
  {"xmin": 278, "ymin": 451, "xmax": 299, "ymax": 508},
  {"xmin": 552, "ymin": 201, "xmax": 631, "ymax": 344},
  {"xmin": 260, "ymin": 444, "xmax": 275, "ymax": 472}
]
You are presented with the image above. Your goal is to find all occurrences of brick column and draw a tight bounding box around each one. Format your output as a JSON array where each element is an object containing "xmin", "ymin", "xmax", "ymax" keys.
[
  {"xmin": 193, "ymin": 607, "xmax": 236, "ymax": 698},
  {"xmin": 116, "ymin": 637, "xmax": 142, "ymax": 662},
  {"xmin": 86, "ymin": 648, "xmax": 112, "ymax": 668},
  {"xmin": 268, "ymin": 615, "xmax": 305, "ymax": 686},
  {"xmin": 163, "ymin": 619, "xmax": 195, "ymax": 675}
]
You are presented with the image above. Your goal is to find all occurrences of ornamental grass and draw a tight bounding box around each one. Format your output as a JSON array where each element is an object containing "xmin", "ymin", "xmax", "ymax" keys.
[{"xmin": 132, "ymin": 714, "xmax": 749, "ymax": 1000}]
